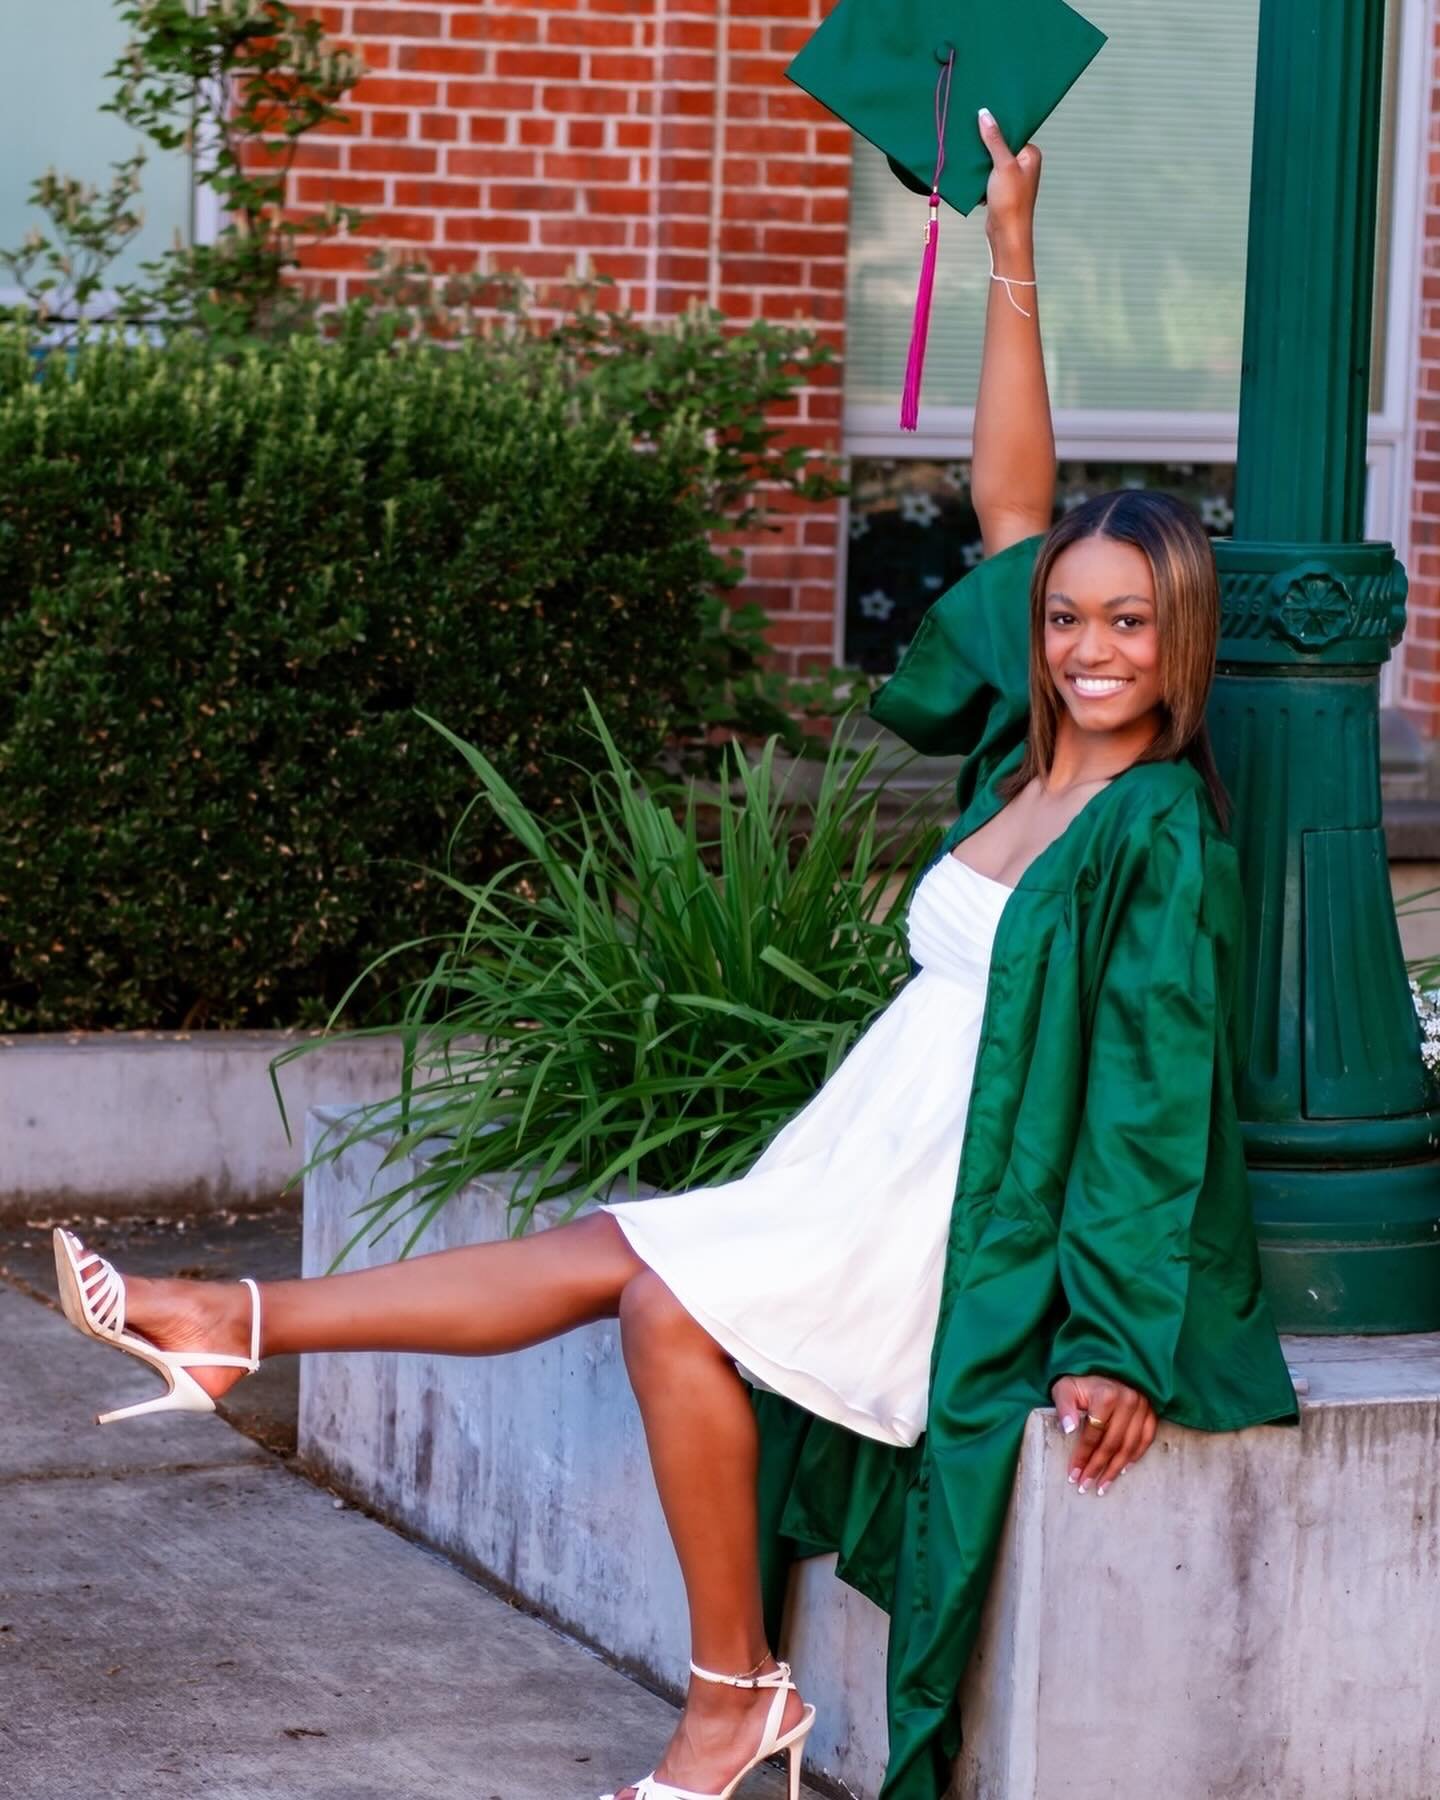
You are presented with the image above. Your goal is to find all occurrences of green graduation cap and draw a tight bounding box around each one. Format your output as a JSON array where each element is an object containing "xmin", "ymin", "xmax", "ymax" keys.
[{"xmin": 787, "ymin": 0, "xmax": 1107, "ymax": 427}]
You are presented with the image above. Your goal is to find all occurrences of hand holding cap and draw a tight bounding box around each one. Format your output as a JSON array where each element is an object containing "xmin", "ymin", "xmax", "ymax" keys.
[{"xmin": 786, "ymin": 0, "xmax": 1106, "ymax": 219}]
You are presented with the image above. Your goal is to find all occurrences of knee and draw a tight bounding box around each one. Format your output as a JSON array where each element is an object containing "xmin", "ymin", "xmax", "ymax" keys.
[{"xmin": 619, "ymin": 1269, "xmax": 699, "ymax": 1365}]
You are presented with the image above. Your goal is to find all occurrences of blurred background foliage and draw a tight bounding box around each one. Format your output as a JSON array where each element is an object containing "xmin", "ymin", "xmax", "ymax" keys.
[{"xmin": 0, "ymin": 2, "xmax": 849, "ymax": 1034}]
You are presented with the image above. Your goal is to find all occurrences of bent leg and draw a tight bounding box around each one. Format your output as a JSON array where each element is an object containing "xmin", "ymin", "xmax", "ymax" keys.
[{"xmin": 614, "ymin": 1270, "xmax": 805, "ymax": 1796}]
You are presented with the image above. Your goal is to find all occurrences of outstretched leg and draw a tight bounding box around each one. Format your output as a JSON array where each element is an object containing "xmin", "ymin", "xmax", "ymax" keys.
[
  {"xmin": 119, "ymin": 1213, "xmax": 646, "ymax": 1399},
  {"xmin": 106, "ymin": 1222, "xmax": 807, "ymax": 1794}
]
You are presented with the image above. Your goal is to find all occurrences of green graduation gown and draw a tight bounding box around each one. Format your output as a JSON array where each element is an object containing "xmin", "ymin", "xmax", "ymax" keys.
[{"xmin": 752, "ymin": 532, "xmax": 1299, "ymax": 1800}]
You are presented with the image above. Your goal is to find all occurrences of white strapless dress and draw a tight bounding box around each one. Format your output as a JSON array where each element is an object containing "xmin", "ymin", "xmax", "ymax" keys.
[{"xmin": 604, "ymin": 852, "xmax": 1010, "ymax": 1447}]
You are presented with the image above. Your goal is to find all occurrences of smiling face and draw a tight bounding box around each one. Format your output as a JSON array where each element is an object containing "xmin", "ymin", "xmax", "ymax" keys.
[{"xmin": 1042, "ymin": 534, "xmax": 1166, "ymax": 739}]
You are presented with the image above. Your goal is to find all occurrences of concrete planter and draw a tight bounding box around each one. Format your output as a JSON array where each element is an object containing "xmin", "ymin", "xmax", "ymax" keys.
[
  {"xmin": 298, "ymin": 1106, "xmax": 896, "ymax": 1794},
  {"xmin": 0, "ymin": 1031, "xmax": 409, "ymax": 1221},
  {"xmin": 301, "ymin": 1108, "xmax": 1440, "ymax": 1800}
]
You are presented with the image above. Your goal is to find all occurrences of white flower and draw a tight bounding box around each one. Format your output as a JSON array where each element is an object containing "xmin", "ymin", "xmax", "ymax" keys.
[
  {"xmin": 961, "ymin": 538, "xmax": 985, "ymax": 569},
  {"xmin": 1410, "ymin": 977, "xmax": 1440, "ymax": 1078},
  {"xmin": 858, "ymin": 588, "xmax": 896, "ymax": 621},
  {"xmin": 848, "ymin": 512, "xmax": 872, "ymax": 541},
  {"xmin": 923, "ymin": 573, "xmax": 944, "ymax": 591},
  {"xmin": 940, "ymin": 461, "xmax": 970, "ymax": 491},
  {"xmin": 1200, "ymin": 494, "xmax": 1235, "ymax": 532},
  {"xmin": 899, "ymin": 491, "xmax": 941, "ymax": 529}
]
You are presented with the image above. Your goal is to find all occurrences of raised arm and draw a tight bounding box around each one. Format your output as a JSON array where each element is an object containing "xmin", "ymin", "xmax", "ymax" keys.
[{"xmin": 971, "ymin": 109, "xmax": 1056, "ymax": 558}]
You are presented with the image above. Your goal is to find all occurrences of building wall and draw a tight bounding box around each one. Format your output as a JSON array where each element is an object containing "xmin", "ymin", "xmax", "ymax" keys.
[
  {"xmin": 297, "ymin": 0, "xmax": 847, "ymax": 675},
  {"xmin": 294, "ymin": 1, "xmax": 1438, "ymax": 726}
]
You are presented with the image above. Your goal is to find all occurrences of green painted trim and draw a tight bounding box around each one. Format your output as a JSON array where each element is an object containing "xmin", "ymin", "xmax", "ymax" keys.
[{"xmin": 1242, "ymin": 1108, "xmax": 1440, "ymax": 1168}]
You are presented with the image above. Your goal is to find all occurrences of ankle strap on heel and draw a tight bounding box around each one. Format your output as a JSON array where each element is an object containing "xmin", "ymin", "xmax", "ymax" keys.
[
  {"xmin": 602, "ymin": 1658, "xmax": 809, "ymax": 1800},
  {"xmin": 689, "ymin": 1657, "xmax": 795, "ymax": 1760},
  {"xmin": 240, "ymin": 1276, "xmax": 261, "ymax": 1370},
  {"xmin": 687, "ymin": 1648, "xmax": 792, "ymax": 1749},
  {"xmin": 688, "ymin": 1657, "xmax": 792, "ymax": 1691}
]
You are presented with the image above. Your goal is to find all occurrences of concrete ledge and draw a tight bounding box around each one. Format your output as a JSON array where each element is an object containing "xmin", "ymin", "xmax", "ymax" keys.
[
  {"xmin": 0, "ymin": 1031, "xmax": 409, "ymax": 1221},
  {"xmin": 960, "ymin": 1349, "xmax": 1440, "ymax": 1799},
  {"xmin": 301, "ymin": 1110, "xmax": 1440, "ymax": 1800},
  {"xmin": 1380, "ymin": 703, "xmax": 1430, "ymax": 804},
  {"xmin": 299, "ymin": 1108, "xmax": 895, "ymax": 1794},
  {"xmin": 1385, "ymin": 800, "xmax": 1440, "ymax": 861}
]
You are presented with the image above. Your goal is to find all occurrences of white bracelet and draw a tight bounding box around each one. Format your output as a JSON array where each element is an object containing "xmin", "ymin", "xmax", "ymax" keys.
[{"xmin": 988, "ymin": 239, "xmax": 1037, "ymax": 318}]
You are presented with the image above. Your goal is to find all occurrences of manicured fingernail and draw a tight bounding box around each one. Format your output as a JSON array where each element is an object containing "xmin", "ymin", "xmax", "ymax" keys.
[
  {"xmin": 1067, "ymin": 1467, "xmax": 1080, "ymax": 1485},
  {"xmin": 1079, "ymin": 1478, "xmax": 1092, "ymax": 1494},
  {"xmin": 1061, "ymin": 1414, "xmax": 1078, "ymax": 1435},
  {"xmin": 1097, "ymin": 1482, "xmax": 1110, "ymax": 1497},
  {"xmin": 978, "ymin": 107, "xmax": 993, "ymax": 126}
]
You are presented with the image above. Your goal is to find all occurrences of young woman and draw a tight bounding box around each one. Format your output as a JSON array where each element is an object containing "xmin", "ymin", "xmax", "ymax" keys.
[{"xmin": 51, "ymin": 116, "xmax": 1298, "ymax": 1800}]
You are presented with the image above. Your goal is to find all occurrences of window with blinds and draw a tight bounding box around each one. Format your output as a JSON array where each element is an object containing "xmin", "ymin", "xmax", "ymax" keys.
[
  {"xmin": 845, "ymin": 0, "xmax": 1398, "ymax": 421},
  {"xmin": 0, "ymin": 4, "xmax": 192, "ymax": 297}
]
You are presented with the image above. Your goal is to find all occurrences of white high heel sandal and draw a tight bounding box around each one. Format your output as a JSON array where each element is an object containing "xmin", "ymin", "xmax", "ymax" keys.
[
  {"xmin": 52, "ymin": 1226, "xmax": 262, "ymax": 1425},
  {"xmin": 601, "ymin": 1658, "xmax": 815, "ymax": 1800}
]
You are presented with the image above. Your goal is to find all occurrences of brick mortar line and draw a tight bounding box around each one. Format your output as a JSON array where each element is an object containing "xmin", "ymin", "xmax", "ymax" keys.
[
  {"xmin": 447, "ymin": 182, "xmax": 852, "ymax": 193},
  {"xmin": 336, "ymin": 130, "xmax": 846, "ymax": 145},
  {"xmin": 370, "ymin": 89, "xmax": 799, "ymax": 99},
  {"xmin": 332, "ymin": 6, "xmax": 807, "ymax": 15},
  {"xmin": 351, "ymin": 162, "xmax": 847, "ymax": 176},
  {"xmin": 337, "ymin": 3, "xmax": 753, "ymax": 10}
]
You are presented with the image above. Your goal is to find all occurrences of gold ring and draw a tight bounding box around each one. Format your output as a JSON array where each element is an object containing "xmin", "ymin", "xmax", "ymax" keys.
[{"xmin": 1087, "ymin": 1414, "xmax": 1109, "ymax": 1427}]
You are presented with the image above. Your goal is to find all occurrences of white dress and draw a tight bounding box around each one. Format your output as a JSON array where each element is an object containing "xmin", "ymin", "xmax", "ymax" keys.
[{"xmin": 603, "ymin": 851, "xmax": 1011, "ymax": 1449}]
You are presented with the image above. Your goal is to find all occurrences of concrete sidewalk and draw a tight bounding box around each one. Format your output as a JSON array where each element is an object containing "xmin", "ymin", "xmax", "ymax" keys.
[{"xmin": 0, "ymin": 1264, "xmax": 814, "ymax": 1799}]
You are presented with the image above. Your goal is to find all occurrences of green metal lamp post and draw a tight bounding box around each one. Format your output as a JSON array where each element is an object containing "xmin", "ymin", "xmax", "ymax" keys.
[{"xmin": 1208, "ymin": 0, "xmax": 1440, "ymax": 1332}]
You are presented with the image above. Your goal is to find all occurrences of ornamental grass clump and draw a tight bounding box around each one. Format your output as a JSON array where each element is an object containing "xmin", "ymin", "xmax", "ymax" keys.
[{"xmin": 290, "ymin": 701, "xmax": 943, "ymax": 1259}]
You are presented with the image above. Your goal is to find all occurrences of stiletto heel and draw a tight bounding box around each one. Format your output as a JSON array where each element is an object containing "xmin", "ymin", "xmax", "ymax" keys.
[
  {"xmin": 600, "ymin": 1657, "xmax": 815, "ymax": 1800},
  {"xmin": 52, "ymin": 1227, "xmax": 261, "ymax": 1425},
  {"xmin": 98, "ymin": 1377, "xmax": 214, "ymax": 1426}
]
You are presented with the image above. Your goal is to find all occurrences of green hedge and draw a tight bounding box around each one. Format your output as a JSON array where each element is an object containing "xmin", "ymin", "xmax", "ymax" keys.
[{"xmin": 0, "ymin": 330, "xmax": 717, "ymax": 1030}]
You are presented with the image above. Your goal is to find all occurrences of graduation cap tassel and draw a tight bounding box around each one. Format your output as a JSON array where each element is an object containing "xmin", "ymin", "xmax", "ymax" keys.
[
  {"xmin": 899, "ymin": 201, "xmax": 940, "ymax": 431},
  {"xmin": 900, "ymin": 49, "xmax": 955, "ymax": 432}
]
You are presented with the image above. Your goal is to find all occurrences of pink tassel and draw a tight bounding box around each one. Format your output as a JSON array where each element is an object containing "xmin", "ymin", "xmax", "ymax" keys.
[
  {"xmin": 900, "ymin": 200, "xmax": 941, "ymax": 432},
  {"xmin": 900, "ymin": 51, "xmax": 956, "ymax": 434}
]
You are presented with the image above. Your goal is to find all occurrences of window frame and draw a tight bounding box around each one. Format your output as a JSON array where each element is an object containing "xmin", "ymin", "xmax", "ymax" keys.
[{"xmin": 838, "ymin": 0, "xmax": 1428, "ymax": 708}]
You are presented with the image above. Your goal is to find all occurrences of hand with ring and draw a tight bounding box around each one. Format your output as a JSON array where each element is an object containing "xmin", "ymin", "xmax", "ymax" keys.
[{"xmin": 1049, "ymin": 1373, "xmax": 1156, "ymax": 1496}]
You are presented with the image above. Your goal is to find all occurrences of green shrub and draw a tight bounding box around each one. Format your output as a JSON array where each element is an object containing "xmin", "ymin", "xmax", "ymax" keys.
[
  {"xmin": 338, "ymin": 273, "xmax": 854, "ymax": 763},
  {"xmin": 0, "ymin": 329, "xmax": 718, "ymax": 1029},
  {"xmin": 288, "ymin": 702, "xmax": 943, "ymax": 1258}
]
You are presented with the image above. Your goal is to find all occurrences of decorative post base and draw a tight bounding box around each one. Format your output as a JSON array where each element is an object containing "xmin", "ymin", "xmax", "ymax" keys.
[
  {"xmin": 1246, "ymin": 1147, "xmax": 1440, "ymax": 1334},
  {"xmin": 1210, "ymin": 538, "xmax": 1440, "ymax": 1333}
]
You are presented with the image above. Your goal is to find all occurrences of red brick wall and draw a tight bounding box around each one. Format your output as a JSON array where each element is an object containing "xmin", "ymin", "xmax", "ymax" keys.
[
  {"xmin": 1399, "ymin": 0, "xmax": 1440, "ymax": 737},
  {"xmin": 295, "ymin": 0, "xmax": 848, "ymax": 675}
]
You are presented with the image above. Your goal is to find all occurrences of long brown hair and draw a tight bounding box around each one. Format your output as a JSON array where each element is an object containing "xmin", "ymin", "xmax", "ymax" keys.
[{"xmin": 997, "ymin": 490, "xmax": 1231, "ymax": 833}]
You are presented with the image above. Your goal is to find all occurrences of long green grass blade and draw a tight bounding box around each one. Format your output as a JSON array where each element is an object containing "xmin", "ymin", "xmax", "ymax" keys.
[{"xmin": 290, "ymin": 704, "xmax": 950, "ymax": 1252}]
